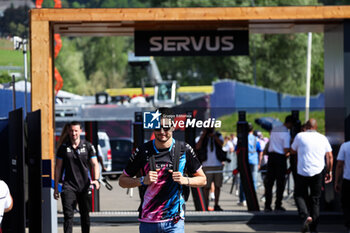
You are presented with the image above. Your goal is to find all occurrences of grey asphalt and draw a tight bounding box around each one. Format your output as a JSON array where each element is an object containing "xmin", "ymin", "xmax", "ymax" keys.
[
  {"xmin": 57, "ymin": 222, "xmax": 345, "ymax": 233},
  {"xmin": 56, "ymin": 177, "xmax": 346, "ymax": 232}
]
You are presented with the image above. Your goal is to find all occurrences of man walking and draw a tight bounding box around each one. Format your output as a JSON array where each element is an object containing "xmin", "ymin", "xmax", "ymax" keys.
[
  {"xmin": 196, "ymin": 127, "xmax": 227, "ymax": 211},
  {"xmin": 291, "ymin": 119, "xmax": 333, "ymax": 233},
  {"xmin": 264, "ymin": 115, "xmax": 293, "ymax": 212},
  {"xmin": 335, "ymin": 140, "xmax": 350, "ymax": 232},
  {"xmin": 54, "ymin": 121, "xmax": 100, "ymax": 233},
  {"xmin": 119, "ymin": 109, "xmax": 206, "ymax": 233}
]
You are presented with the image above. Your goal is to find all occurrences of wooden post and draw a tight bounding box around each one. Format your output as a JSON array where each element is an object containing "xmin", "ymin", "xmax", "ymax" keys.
[
  {"xmin": 30, "ymin": 19, "xmax": 55, "ymax": 175},
  {"xmin": 30, "ymin": 17, "xmax": 57, "ymax": 233}
]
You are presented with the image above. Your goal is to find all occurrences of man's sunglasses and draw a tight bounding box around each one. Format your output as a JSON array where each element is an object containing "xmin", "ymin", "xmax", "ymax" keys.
[{"xmin": 154, "ymin": 126, "xmax": 171, "ymax": 131}]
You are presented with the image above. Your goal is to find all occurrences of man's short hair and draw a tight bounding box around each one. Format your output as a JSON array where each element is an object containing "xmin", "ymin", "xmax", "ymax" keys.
[
  {"xmin": 284, "ymin": 115, "xmax": 293, "ymax": 124},
  {"xmin": 70, "ymin": 121, "xmax": 81, "ymax": 128}
]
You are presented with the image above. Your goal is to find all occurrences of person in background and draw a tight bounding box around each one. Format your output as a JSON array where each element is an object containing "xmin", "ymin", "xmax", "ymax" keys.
[
  {"xmin": 223, "ymin": 135, "xmax": 234, "ymax": 182},
  {"xmin": 0, "ymin": 180, "xmax": 13, "ymax": 232},
  {"xmin": 230, "ymin": 133, "xmax": 239, "ymax": 193},
  {"xmin": 57, "ymin": 123, "xmax": 70, "ymax": 149},
  {"xmin": 255, "ymin": 131, "xmax": 266, "ymax": 152},
  {"xmin": 54, "ymin": 121, "xmax": 100, "ymax": 233},
  {"xmin": 56, "ymin": 123, "xmax": 80, "ymax": 213},
  {"xmin": 264, "ymin": 115, "xmax": 293, "ymax": 212},
  {"xmin": 196, "ymin": 127, "xmax": 228, "ymax": 211},
  {"xmin": 230, "ymin": 133, "xmax": 238, "ymax": 150},
  {"xmin": 335, "ymin": 140, "xmax": 350, "ymax": 233},
  {"xmin": 97, "ymin": 145, "xmax": 113, "ymax": 191},
  {"xmin": 97, "ymin": 145, "xmax": 107, "ymax": 174},
  {"xmin": 291, "ymin": 119, "xmax": 333, "ymax": 233}
]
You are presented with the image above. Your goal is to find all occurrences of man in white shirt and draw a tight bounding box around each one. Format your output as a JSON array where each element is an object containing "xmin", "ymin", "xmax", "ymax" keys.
[
  {"xmin": 335, "ymin": 140, "xmax": 350, "ymax": 232},
  {"xmin": 0, "ymin": 180, "xmax": 13, "ymax": 230},
  {"xmin": 291, "ymin": 119, "xmax": 333, "ymax": 233},
  {"xmin": 264, "ymin": 115, "xmax": 293, "ymax": 212}
]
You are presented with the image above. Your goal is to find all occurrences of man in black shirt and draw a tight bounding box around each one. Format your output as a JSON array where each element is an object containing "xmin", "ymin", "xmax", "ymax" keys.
[
  {"xmin": 119, "ymin": 108, "xmax": 206, "ymax": 233},
  {"xmin": 54, "ymin": 121, "xmax": 100, "ymax": 233}
]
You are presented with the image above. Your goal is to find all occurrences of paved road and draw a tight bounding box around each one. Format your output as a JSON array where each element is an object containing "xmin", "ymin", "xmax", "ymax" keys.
[
  {"xmin": 57, "ymin": 175, "xmax": 297, "ymax": 212},
  {"xmin": 56, "ymin": 177, "xmax": 345, "ymax": 232},
  {"xmin": 57, "ymin": 222, "xmax": 346, "ymax": 233}
]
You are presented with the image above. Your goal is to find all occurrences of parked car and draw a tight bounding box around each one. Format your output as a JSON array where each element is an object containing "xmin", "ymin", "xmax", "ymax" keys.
[
  {"xmin": 96, "ymin": 132, "xmax": 112, "ymax": 172},
  {"xmin": 109, "ymin": 137, "xmax": 133, "ymax": 179}
]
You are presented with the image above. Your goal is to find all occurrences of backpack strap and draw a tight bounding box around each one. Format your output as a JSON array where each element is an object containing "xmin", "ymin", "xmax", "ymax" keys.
[{"xmin": 172, "ymin": 140, "xmax": 188, "ymax": 222}]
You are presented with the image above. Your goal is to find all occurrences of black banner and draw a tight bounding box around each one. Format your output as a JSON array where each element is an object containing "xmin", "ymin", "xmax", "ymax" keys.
[
  {"xmin": 5, "ymin": 108, "xmax": 26, "ymax": 233},
  {"xmin": 27, "ymin": 110, "xmax": 42, "ymax": 233},
  {"xmin": 135, "ymin": 30, "xmax": 249, "ymax": 56},
  {"xmin": 236, "ymin": 111, "xmax": 260, "ymax": 211}
]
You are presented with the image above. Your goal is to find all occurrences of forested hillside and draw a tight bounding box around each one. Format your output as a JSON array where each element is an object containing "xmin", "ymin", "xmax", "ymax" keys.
[{"xmin": 1, "ymin": 0, "xmax": 350, "ymax": 95}]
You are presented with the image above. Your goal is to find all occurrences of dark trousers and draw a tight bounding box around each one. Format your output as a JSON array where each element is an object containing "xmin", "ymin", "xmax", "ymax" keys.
[
  {"xmin": 294, "ymin": 172, "xmax": 322, "ymax": 232},
  {"xmin": 342, "ymin": 179, "xmax": 350, "ymax": 229},
  {"xmin": 264, "ymin": 153, "xmax": 287, "ymax": 208},
  {"xmin": 61, "ymin": 189, "xmax": 90, "ymax": 233}
]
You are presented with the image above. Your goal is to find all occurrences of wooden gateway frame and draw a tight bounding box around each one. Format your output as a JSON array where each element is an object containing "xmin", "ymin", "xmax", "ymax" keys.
[{"xmin": 30, "ymin": 6, "xmax": 350, "ymax": 168}]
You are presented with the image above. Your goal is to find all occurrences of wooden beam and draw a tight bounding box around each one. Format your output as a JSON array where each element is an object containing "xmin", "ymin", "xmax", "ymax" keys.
[
  {"xmin": 30, "ymin": 18, "xmax": 55, "ymax": 172},
  {"xmin": 31, "ymin": 6, "xmax": 350, "ymax": 22}
]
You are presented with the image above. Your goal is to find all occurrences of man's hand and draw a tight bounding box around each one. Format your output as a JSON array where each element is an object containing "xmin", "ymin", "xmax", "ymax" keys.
[
  {"xmin": 169, "ymin": 170, "xmax": 186, "ymax": 185},
  {"xmin": 145, "ymin": 170, "xmax": 159, "ymax": 185},
  {"xmin": 53, "ymin": 190, "xmax": 60, "ymax": 200},
  {"xmin": 91, "ymin": 180, "xmax": 100, "ymax": 190},
  {"xmin": 325, "ymin": 172, "xmax": 332, "ymax": 184}
]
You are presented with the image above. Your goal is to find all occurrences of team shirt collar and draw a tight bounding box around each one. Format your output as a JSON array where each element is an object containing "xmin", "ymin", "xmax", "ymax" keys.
[{"xmin": 152, "ymin": 138, "xmax": 175, "ymax": 154}]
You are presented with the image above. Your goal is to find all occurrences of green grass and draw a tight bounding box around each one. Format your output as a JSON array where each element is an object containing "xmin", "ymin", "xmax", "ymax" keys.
[
  {"xmin": 0, "ymin": 39, "xmax": 12, "ymax": 50},
  {"xmin": 0, "ymin": 49, "xmax": 24, "ymax": 67},
  {"xmin": 0, "ymin": 38, "xmax": 30, "ymax": 68},
  {"xmin": 219, "ymin": 110, "xmax": 325, "ymax": 136}
]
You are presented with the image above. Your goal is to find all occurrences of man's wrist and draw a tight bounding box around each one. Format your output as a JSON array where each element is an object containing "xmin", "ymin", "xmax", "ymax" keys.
[
  {"xmin": 140, "ymin": 176, "xmax": 146, "ymax": 186},
  {"xmin": 94, "ymin": 179, "xmax": 100, "ymax": 183}
]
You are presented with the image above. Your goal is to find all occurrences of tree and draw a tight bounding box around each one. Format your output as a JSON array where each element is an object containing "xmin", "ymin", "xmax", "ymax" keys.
[
  {"xmin": 0, "ymin": 5, "xmax": 30, "ymax": 38},
  {"xmin": 0, "ymin": 72, "xmax": 11, "ymax": 84},
  {"xmin": 55, "ymin": 38, "xmax": 89, "ymax": 95},
  {"xmin": 77, "ymin": 37, "xmax": 128, "ymax": 90}
]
